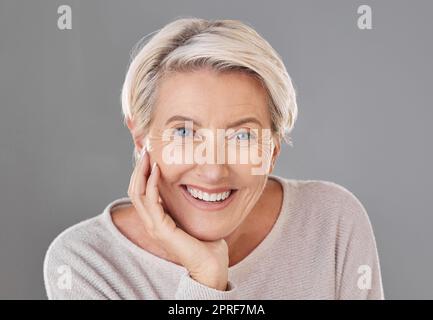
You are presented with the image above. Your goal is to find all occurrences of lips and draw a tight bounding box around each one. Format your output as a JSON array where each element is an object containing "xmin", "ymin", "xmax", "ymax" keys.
[{"xmin": 180, "ymin": 184, "xmax": 237, "ymax": 211}]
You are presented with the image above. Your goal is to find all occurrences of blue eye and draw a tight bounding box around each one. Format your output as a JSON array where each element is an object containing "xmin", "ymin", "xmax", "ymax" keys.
[
  {"xmin": 235, "ymin": 131, "xmax": 253, "ymax": 141},
  {"xmin": 174, "ymin": 127, "xmax": 193, "ymax": 137}
]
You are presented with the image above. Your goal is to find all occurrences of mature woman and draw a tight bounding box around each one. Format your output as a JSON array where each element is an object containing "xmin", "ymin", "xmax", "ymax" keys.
[{"xmin": 43, "ymin": 18, "xmax": 384, "ymax": 299}]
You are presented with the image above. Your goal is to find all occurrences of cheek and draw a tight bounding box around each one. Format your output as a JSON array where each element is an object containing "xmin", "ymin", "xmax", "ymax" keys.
[
  {"xmin": 232, "ymin": 173, "xmax": 267, "ymax": 203},
  {"xmin": 147, "ymin": 147, "xmax": 183, "ymax": 197},
  {"xmin": 149, "ymin": 142, "xmax": 190, "ymax": 178},
  {"xmin": 157, "ymin": 163, "xmax": 190, "ymax": 192},
  {"xmin": 246, "ymin": 178, "xmax": 267, "ymax": 197}
]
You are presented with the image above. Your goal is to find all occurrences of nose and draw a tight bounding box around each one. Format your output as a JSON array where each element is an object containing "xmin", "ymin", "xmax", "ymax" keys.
[
  {"xmin": 194, "ymin": 129, "xmax": 231, "ymax": 182},
  {"xmin": 195, "ymin": 162, "xmax": 230, "ymax": 183}
]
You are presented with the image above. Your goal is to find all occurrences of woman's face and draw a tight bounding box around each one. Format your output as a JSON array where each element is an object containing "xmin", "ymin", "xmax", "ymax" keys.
[{"xmin": 143, "ymin": 67, "xmax": 279, "ymax": 241}]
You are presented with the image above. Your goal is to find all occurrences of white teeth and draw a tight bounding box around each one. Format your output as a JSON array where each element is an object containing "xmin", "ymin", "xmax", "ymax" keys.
[{"xmin": 186, "ymin": 186, "xmax": 231, "ymax": 202}]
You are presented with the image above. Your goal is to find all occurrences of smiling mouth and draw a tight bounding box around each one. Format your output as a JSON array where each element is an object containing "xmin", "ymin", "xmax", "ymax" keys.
[{"xmin": 180, "ymin": 184, "xmax": 238, "ymax": 209}]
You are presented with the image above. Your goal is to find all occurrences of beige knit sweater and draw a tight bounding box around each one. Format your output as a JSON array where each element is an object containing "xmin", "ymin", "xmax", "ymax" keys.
[{"xmin": 43, "ymin": 175, "xmax": 385, "ymax": 299}]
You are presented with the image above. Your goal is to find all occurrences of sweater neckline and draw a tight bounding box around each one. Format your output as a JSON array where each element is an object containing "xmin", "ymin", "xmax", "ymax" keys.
[{"xmin": 101, "ymin": 174, "xmax": 292, "ymax": 275}]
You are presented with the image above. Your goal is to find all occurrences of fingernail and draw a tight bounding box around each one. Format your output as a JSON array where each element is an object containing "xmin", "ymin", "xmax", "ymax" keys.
[
  {"xmin": 140, "ymin": 147, "xmax": 147, "ymax": 159},
  {"xmin": 152, "ymin": 162, "xmax": 157, "ymax": 172}
]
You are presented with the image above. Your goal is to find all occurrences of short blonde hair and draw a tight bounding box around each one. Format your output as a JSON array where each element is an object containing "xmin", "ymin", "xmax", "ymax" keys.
[{"xmin": 121, "ymin": 17, "xmax": 298, "ymax": 162}]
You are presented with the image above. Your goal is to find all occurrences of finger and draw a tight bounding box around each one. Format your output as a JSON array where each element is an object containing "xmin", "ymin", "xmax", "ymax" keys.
[
  {"xmin": 128, "ymin": 148, "xmax": 145, "ymax": 197},
  {"xmin": 127, "ymin": 159, "xmax": 139, "ymax": 197},
  {"xmin": 146, "ymin": 162, "xmax": 160, "ymax": 204},
  {"xmin": 144, "ymin": 162, "xmax": 174, "ymax": 238},
  {"xmin": 135, "ymin": 148, "xmax": 150, "ymax": 196},
  {"xmin": 129, "ymin": 148, "xmax": 154, "ymax": 226}
]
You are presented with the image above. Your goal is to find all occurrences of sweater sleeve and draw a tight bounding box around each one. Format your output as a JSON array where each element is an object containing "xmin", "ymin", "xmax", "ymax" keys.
[
  {"xmin": 334, "ymin": 191, "xmax": 385, "ymax": 300},
  {"xmin": 44, "ymin": 228, "xmax": 239, "ymax": 300},
  {"xmin": 174, "ymin": 271, "xmax": 238, "ymax": 300}
]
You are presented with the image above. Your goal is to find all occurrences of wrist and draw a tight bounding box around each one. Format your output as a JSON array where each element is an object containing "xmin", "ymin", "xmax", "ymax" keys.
[{"xmin": 189, "ymin": 268, "xmax": 228, "ymax": 291}]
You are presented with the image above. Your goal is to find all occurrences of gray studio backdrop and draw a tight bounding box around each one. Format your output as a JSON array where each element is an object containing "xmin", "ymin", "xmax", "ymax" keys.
[{"xmin": 1, "ymin": 0, "xmax": 432, "ymax": 299}]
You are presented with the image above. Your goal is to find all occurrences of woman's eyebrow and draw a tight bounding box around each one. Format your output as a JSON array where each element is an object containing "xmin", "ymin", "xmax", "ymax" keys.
[
  {"xmin": 165, "ymin": 115, "xmax": 201, "ymax": 126},
  {"xmin": 165, "ymin": 115, "xmax": 263, "ymax": 128},
  {"xmin": 228, "ymin": 117, "xmax": 263, "ymax": 128}
]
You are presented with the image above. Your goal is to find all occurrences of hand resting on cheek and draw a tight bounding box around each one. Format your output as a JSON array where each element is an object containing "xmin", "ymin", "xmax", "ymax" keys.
[{"xmin": 127, "ymin": 147, "xmax": 230, "ymax": 291}]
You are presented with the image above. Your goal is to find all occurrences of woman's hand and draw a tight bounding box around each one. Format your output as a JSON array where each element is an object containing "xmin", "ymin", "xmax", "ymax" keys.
[{"xmin": 127, "ymin": 148, "xmax": 230, "ymax": 291}]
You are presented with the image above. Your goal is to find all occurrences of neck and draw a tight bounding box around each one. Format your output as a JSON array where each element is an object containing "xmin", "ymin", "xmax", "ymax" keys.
[{"xmin": 223, "ymin": 176, "xmax": 283, "ymax": 267}]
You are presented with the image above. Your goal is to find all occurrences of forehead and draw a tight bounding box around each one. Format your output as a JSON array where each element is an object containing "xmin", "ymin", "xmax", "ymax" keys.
[{"xmin": 153, "ymin": 68, "xmax": 270, "ymax": 124}]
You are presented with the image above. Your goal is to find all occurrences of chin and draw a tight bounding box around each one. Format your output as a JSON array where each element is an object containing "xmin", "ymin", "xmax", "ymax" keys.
[
  {"xmin": 191, "ymin": 232, "xmax": 223, "ymax": 242},
  {"xmin": 176, "ymin": 220, "xmax": 232, "ymax": 242}
]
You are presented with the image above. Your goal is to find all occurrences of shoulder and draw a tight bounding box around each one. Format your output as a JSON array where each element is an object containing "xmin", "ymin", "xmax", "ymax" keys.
[
  {"xmin": 44, "ymin": 214, "xmax": 107, "ymax": 264},
  {"xmin": 43, "ymin": 198, "xmax": 131, "ymax": 264},
  {"xmin": 274, "ymin": 177, "xmax": 384, "ymax": 299},
  {"xmin": 275, "ymin": 176, "xmax": 373, "ymax": 234},
  {"xmin": 298, "ymin": 179, "xmax": 378, "ymax": 251},
  {"xmin": 42, "ymin": 212, "xmax": 112, "ymax": 296},
  {"xmin": 301, "ymin": 179, "xmax": 366, "ymax": 209}
]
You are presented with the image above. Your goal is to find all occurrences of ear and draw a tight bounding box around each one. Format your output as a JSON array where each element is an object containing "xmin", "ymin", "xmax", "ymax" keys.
[
  {"xmin": 126, "ymin": 116, "xmax": 134, "ymax": 131},
  {"xmin": 126, "ymin": 116, "xmax": 145, "ymax": 152},
  {"xmin": 269, "ymin": 138, "xmax": 281, "ymax": 174}
]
